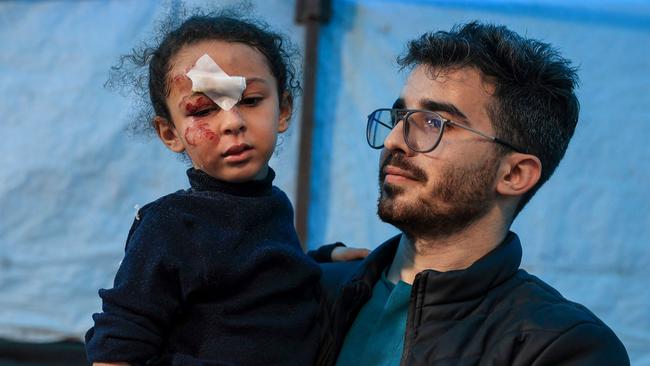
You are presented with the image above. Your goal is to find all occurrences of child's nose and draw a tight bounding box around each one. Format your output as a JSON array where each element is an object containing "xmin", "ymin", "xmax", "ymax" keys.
[{"xmin": 220, "ymin": 108, "xmax": 246, "ymax": 135}]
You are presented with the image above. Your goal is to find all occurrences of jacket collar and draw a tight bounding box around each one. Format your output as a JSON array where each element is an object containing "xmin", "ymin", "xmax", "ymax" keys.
[{"xmin": 348, "ymin": 232, "xmax": 522, "ymax": 304}]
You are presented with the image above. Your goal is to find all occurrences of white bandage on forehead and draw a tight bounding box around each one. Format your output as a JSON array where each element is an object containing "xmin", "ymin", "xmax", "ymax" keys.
[{"xmin": 186, "ymin": 54, "xmax": 246, "ymax": 111}]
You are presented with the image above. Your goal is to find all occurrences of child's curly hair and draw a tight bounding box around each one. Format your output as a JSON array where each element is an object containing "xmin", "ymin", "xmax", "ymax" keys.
[{"xmin": 107, "ymin": 4, "xmax": 301, "ymax": 138}]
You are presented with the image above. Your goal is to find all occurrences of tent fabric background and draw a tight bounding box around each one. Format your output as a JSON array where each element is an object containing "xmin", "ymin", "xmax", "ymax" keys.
[{"xmin": 0, "ymin": 0, "xmax": 648, "ymax": 364}]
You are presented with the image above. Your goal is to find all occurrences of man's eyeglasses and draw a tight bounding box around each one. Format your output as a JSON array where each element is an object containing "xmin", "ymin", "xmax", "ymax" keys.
[{"xmin": 366, "ymin": 108, "xmax": 524, "ymax": 153}]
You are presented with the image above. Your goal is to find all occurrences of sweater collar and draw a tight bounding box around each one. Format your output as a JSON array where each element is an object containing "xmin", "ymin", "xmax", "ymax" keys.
[
  {"xmin": 186, "ymin": 167, "xmax": 275, "ymax": 197},
  {"xmin": 350, "ymin": 232, "xmax": 522, "ymax": 304}
]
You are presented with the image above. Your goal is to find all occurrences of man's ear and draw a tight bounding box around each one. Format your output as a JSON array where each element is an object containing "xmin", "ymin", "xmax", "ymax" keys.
[
  {"xmin": 278, "ymin": 92, "xmax": 292, "ymax": 133},
  {"xmin": 496, "ymin": 153, "xmax": 542, "ymax": 197},
  {"xmin": 154, "ymin": 116, "xmax": 185, "ymax": 153}
]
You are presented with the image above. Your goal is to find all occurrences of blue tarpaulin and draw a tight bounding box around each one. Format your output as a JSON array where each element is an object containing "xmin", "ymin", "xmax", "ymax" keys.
[{"xmin": 0, "ymin": 0, "xmax": 648, "ymax": 364}]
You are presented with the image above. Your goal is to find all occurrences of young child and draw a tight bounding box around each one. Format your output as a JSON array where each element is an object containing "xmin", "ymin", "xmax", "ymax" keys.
[{"xmin": 85, "ymin": 11, "xmax": 359, "ymax": 366}]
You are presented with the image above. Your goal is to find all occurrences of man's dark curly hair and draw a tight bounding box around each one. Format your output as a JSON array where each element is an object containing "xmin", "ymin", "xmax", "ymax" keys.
[
  {"xmin": 398, "ymin": 21, "xmax": 580, "ymax": 216},
  {"xmin": 107, "ymin": 6, "xmax": 301, "ymax": 137}
]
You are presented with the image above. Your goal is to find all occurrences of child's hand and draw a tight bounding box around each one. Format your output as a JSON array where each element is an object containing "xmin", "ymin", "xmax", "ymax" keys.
[{"xmin": 331, "ymin": 246, "xmax": 370, "ymax": 262}]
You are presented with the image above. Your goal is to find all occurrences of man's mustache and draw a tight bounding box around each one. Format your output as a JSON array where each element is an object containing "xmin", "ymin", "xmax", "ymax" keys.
[{"xmin": 379, "ymin": 152, "xmax": 428, "ymax": 182}]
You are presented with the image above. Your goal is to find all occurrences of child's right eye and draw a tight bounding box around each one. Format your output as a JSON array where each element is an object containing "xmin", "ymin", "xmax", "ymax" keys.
[{"xmin": 190, "ymin": 107, "xmax": 219, "ymax": 118}]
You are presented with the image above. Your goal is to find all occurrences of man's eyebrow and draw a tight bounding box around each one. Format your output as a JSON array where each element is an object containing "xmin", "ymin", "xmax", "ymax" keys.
[{"xmin": 419, "ymin": 99, "xmax": 467, "ymax": 120}]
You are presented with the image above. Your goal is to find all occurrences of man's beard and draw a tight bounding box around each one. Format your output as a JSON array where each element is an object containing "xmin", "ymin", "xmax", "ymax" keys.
[{"xmin": 378, "ymin": 151, "xmax": 500, "ymax": 240}]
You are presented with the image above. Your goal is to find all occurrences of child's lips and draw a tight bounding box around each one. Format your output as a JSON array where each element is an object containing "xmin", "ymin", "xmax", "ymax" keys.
[{"xmin": 223, "ymin": 143, "xmax": 253, "ymax": 162}]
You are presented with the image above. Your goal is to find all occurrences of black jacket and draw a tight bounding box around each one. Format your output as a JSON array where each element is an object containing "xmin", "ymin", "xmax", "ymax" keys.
[
  {"xmin": 318, "ymin": 232, "xmax": 629, "ymax": 366},
  {"xmin": 86, "ymin": 168, "xmax": 322, "ymax": 365}
]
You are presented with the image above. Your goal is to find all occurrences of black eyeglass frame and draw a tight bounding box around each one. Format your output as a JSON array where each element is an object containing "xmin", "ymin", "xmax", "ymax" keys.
[{"xmin": 367, "ymin": 108, "xmax": 525, "ymax": 154}]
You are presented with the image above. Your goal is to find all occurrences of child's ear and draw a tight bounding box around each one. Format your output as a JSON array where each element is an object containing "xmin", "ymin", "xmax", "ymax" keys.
[
  {"xmin": 154, "ymin": 116, "xmax": 185, "ymax": 153},
  {"xmin": 496, "ymin": 153, "xmax": 542, "ymax": 198},
  {"xmin": 278, "ymin": 92, "xmax": 292, "ymax": 133}
]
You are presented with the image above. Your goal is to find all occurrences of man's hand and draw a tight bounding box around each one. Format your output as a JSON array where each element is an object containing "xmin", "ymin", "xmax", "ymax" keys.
[{"xmin": 331, "ymin": 246, "xmax": 370, "ymax": 262}]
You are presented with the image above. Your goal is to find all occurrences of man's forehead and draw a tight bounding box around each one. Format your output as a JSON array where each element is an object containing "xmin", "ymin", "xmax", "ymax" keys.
[
  {"xmin": 400, "ymin": 65, "xmax": 495, "ymax": 105},
  {"xmin": 403, "ymin": 65, "xmax": 495, "ymax": 93},
  {"xmin": 396, "ymin": 65, "xmax": 499, "ymax": 130}
]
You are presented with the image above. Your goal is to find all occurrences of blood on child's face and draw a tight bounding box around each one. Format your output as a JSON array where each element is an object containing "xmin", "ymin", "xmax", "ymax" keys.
[{"xmin": 163, "ymin": 40, "xmax": 289, "ymax": 183}]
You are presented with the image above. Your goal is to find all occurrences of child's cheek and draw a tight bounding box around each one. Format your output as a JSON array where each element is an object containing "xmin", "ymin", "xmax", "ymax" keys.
[
  {"xmin": 185, "ymin": 120, "xmax": 220, "ymax": 147},
  {"xmin": 183, "ymin": 96, "xmax": 220, "ymax": 147}
]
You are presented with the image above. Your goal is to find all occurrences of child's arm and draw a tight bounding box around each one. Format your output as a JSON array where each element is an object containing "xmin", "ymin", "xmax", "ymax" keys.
[{"xmin": 86, "ymin": 204, "xmax": 187, "ymax": 363}]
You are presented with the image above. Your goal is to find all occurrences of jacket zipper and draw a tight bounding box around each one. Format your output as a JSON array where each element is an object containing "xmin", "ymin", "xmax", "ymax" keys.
[{"xmin": 400, "ymin": 272, "xmax": 423, "ymax": 365}]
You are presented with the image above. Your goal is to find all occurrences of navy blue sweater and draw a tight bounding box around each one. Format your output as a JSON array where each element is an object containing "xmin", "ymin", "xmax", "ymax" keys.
[{"xmin": 86, "ymin": 168, "xmax": 322, "ymax": 365}]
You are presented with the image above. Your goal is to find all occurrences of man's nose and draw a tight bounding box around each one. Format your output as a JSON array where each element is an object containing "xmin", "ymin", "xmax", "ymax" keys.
[
  {"xmin": 219, "ymin": 108, "xmax": 246, "ymax": 135},
  {"xmin": 383, "ymin": 120, "xmax": 412, "ymax": 156}
]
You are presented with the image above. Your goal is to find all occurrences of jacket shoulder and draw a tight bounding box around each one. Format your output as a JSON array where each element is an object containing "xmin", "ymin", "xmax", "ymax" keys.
[
  {"xmin": 498, "ymin": 270, "xmax": 630, "ymax": 365},
  {"xmin": 530, "ymin": 321, "xmax": 630, "ymax": 365},
  {"xmin": 510, "ymin": 270, "xmax": 609, "ymax": 329}
]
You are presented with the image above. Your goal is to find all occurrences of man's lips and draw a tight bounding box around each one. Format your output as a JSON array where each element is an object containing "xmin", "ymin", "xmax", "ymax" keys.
[{"xmin": 382, "ymin": 165, "xmax": 422, "ymax": 183}]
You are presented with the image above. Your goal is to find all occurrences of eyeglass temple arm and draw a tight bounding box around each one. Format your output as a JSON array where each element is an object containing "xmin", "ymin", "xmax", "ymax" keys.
[
  {"xmin": 447, "ymin": 120, "xmax": 524, "ymax": 153},
  {"xmin": 493, "ymin": 138, "xmax": 524, "ymax": 153}
]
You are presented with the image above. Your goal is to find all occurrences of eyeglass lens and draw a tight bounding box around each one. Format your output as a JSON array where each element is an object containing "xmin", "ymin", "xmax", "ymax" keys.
[
  {"xmin": 366, "ymin": 109, "xmax": 394, "ymax": 148},
  {"xmin": 367, "ymin": 109, "xmax": 444, "ymax": 152}
]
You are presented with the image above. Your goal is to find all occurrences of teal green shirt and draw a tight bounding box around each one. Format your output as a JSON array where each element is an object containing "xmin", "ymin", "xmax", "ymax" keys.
[{"xmin": 335, "ymin": 271, "xmax": 412, "ymax": 366}]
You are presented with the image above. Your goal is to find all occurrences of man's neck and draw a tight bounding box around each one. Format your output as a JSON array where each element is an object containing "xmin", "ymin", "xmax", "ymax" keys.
[{"xmin": 386, "ymin": 212, "xmax": 509, "ymax": 285}]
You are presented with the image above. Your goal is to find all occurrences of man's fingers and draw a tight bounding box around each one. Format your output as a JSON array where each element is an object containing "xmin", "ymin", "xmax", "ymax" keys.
[{"xmin": 332, "ymin": 247, "xmax": 371, "ymax": 262}]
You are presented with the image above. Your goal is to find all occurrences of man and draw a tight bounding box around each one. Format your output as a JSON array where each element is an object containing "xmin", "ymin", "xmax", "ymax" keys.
[{"xmin": 317, "ymin": 22, "xmax": 629, "ymax": 365}]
